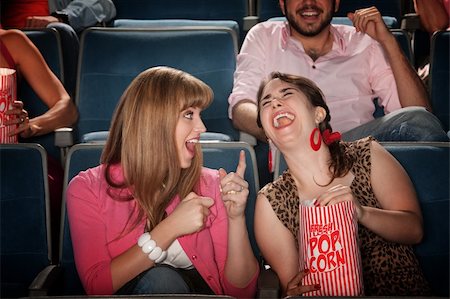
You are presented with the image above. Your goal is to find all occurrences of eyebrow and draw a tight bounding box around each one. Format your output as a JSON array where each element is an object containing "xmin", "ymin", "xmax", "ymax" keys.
[{"xmin": 262, "ymin": 87, "xmax": 298, "ymax": 101}]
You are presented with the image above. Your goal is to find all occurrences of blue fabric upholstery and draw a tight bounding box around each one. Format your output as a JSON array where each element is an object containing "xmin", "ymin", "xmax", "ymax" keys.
[
  {"xmin": 20, "ymin": 29, "xmax": 64, "ymax": 161},
  {"xmin": 60, "ymin": 144, "xmax": 105, "ymax": 295},
  {"xmin": 76, "ymin": 27, "xmax": 238, "ymax": 143},
  {"xmin": 429, "ymin": 30, "xmax": 450, "ymax": 132},
  {"xmin": 112, "ymin": 19, "xmax": 240, "ymax": 44},
  {"xmin": 384, "ymin": 143, "xmax": 449, "ymax": 296},
  {"xmin": 390, "ymin": 29, "xmax": 414, "ymax": 64},
  {"xmin": 257, "ymin": 0, "xmax": 283, "ymax": 22},
  {"xmin": 274, "ymin": 142, "xmax": 450, "ymax": 296},
  {"xmin": 112, "ymin": 0, "xmax": 249, "ymax": 42},
  {"xmin": 81, "ymin": 131, "xmax": 232, "ymax": 143},
  {"xmin": 0, "ymin": 144, "xmax": 52, "ymax": 298}
]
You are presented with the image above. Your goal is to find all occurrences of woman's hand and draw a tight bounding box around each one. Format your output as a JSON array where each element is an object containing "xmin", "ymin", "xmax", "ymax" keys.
[
  {"xmin": 219, "ymin": 150, "xmax": 249, "ymax": 219},
  {"xmin": 314, "ymin": 184, "xmax": 364, "ymax": 220},
  {"xmin": 166, "ymin": 192, "xmax": 214, "ymax": 237},
  {"xmin": 5, "ymin": 100, "xmax": 34, "ymax": 138},
  {"xmin": 285, "ymin": 269, "xmax": 321, "ymax": 296}
]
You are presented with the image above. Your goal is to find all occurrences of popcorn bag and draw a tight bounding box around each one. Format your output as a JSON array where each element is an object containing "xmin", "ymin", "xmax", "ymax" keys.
[
  {"xmin": 298, "ymin": 200, "xmax": 364, "ymax": 296},
  {"xmin": 0, "ymin": 68, "xmax": 18, "ymax": 143}
]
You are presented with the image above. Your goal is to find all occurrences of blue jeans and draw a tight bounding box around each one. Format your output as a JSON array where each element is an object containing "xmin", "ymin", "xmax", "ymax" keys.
[
  {"xmin": 133, "ymin": 266, "xmax": 190, "ymax": 294},
  {"xmin": 116, "ymin": 265, "xmax": 213, "ymax": 295},
  {"xmin": 342, "ymin": 107, "xmax": 449, "ymax": 142}
]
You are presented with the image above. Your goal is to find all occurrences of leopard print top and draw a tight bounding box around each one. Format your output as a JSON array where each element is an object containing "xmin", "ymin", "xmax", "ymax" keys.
[{"xmin": 259, "ymin": 137, "xmax": 430, "ymax": 295}]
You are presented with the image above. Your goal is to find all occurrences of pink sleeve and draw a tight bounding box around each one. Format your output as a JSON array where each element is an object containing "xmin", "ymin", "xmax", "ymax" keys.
[
  {"xmin": 205, "ymin": 170, "xmax": 259, "ymax": 298},
  {"xmin": 66, "ymin": 169, "xmax": 114, "ymax": 295},
  {"xmin": 228, "ymin": 23, "xmax": 270, "ymax": 118},
  {"xmin": 367, "ymin": 41, "xmax": 402, "ymax": 113}
]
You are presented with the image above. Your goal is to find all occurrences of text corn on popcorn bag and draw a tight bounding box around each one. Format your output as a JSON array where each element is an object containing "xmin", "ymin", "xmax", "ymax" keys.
[
  {"xmin": 0, "ymin": 68, "xmax": 17, "ymax": 143},
  {"xmin": 298, "ymin": 200, "xmax": 364, "ymax": 296}
]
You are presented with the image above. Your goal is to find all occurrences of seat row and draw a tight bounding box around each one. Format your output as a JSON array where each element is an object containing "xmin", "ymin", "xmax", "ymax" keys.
[
  {"xmin": 1, "ymin": 141, "xmax": 449, "ymax": 297},
  {"xmin": 20, "ymin": 26, "xmax": 450, "ymax": 169}
]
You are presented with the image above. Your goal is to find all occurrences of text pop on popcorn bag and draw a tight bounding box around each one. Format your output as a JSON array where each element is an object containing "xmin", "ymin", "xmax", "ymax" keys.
[
  {"xmin": 298, "ymin": 200, "xmax": 364, "ymax": 296},
  {"xmin": 0, "ymin": 68, "xmax": 17, "ymax": 143}
]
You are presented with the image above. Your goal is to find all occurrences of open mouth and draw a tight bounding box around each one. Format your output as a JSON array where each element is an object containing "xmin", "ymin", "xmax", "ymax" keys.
[
  {"xmin": 185, "ymin": 138, "xmax": 199, "ymax": 155},
  {"xmin": 273, "ymin": 112, "xmax": 295, "ymax": 128},
  {"xmin": 299, "ymin": 6, "xmax": 322, "ymax": 19}
]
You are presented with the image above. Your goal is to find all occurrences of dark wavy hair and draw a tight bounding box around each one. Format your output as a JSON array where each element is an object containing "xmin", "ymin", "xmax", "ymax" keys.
[{"xmin": 256, "ymin": 72, "xmax": 355, "ymax": 183}]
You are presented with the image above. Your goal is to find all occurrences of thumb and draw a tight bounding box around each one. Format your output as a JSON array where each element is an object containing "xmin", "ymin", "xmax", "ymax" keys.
[
  {"xmin": 199, "ymin": 196, "xmax": 214, "ymax": 208},
  {"xmin": 218, "ymin": 168, "xmax": 227, "ymax": 180},
  {"xmin": 182, "ymin": 192, "xmax": 198, "ymax": 202},
  {"xmin": 347, "ymin": 12, "xmax": 355, "ymax": 21}
]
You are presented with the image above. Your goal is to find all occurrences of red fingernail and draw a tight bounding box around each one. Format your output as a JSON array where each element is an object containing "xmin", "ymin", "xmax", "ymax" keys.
[
  {"xmin": 314, "ymin": 200, "xmax": 319, "ymax": 206},
  {"xmin": 304, "ymin": 268, "xmax": 309, "ymax": 274},
  {"xmin": 314, "ymin": 284, "xmax": 321, "ymax": 290}
]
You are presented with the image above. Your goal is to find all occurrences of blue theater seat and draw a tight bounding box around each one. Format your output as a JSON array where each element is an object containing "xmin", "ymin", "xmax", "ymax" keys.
[
  {"xmin": 429, "ymin": 30, "xmax": 450, "ymax": 132},
  {"xmin": 112, "ymin": 0, "xmax": 249, "ymax": 42},
  {"xmin": 75, "ymin": 27, "xmax": 239, "ymax": 144},
  {"xmin": 0, "ymin": 143, "xmax": 52, "ymax": 298}
]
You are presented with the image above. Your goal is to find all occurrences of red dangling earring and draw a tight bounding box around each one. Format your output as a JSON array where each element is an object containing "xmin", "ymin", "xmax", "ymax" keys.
[
  {"xmin": 268, "ymin": 147, "xmax": 273, "ymax": 173},
  {"xmin": 310, "ymin": 128, "xmax": 321, "ymax": 151}
]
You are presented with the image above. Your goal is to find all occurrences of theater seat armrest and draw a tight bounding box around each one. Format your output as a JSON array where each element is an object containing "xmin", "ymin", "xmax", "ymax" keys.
[
  {"xmin": 28, "ymin": 264, "xmax": 62, "ymax": 297},
  {"xmin": 54, "ymin": 127, "xmax": 74, "ymax": 148},
  {"xmin": 257, "ymin": 267, "xmax": 280, "ymax": 298}
]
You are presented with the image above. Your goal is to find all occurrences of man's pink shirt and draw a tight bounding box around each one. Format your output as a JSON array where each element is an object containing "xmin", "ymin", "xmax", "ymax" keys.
[
  {"xmin": 66, "ymin": 164, "xmax": 258, "ymax": 297},
  {"xmin": 229, "ymin": 21, "xmax": 401, "ymax": 133}
]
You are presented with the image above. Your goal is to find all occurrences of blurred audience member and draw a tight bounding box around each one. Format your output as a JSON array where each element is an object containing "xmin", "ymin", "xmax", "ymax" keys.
[
  {"xmin": 1, "ymin": 0, "xmax": 116, "ymax": 96},
  {"xmin": 0, "ymin": 28, "xmax": 78, "ymax": 260}
]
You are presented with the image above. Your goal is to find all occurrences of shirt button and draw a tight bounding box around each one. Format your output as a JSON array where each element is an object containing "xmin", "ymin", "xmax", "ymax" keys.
[
  {"xmin": 312, "ymin": 65, "xmax": 316, "ymax": 69},
  {"xmin": 192, "ymin": 255, "xmax": 197, "ymax": 260},
  {"xmin": 207, "ymin": 275, "xmax": 213, "ymax": 281}
]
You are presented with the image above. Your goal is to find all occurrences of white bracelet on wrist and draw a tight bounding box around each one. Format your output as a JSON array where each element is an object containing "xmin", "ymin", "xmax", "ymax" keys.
[{"xmin": 137, "ymin": 232, "xmax": 167, "ymax": 263}]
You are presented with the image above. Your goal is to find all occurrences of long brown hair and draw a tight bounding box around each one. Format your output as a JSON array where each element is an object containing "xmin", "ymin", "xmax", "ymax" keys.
[
  {"xmin": 101, "ymin": 66, "xmax": 213, "ymax": 232},
  {"xmin": 257, "ymin": 72, "xmax": 354, "ymax": 181}
]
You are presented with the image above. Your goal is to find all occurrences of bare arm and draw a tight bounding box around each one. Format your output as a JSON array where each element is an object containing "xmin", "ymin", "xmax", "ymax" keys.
[
  {"xmin": 348, "ymin": 7, "xmax": 431, "ymax": 110},
  {"xmin": 414, "ymin": 0, "xmax": 449, "ymax": 34},
  {"xmin": 362, "ymin": 142, "xmax": 424, "ymax": 244},
  {"xmin": 254, "ymin": 194, "xmax": 300, "ymax": 296},
  {"xmin": 220, "ymin": 152, "xmax": 259, "ymax": 287},
  {"xmin": 5, "ymin": 29, "xmax": 78, "ymax": 137},
  {"xmin": 232, "ymin": 100, "xmax": 267, "ymax": 142}
]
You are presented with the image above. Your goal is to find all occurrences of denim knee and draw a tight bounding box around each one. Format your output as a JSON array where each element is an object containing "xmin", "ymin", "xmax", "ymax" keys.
[
  {"xmin": 132, "ymin": 266, "xmax": 190, "ymax": 294},
  {"xmin": 391, "ymin": 107, "xmax": 449, "ymax": 141}
]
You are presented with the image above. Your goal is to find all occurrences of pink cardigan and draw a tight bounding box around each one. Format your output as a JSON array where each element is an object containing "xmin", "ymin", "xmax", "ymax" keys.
[{"xmin": 66, "ymin": 164, "xmax": 258, "ymax": 298}]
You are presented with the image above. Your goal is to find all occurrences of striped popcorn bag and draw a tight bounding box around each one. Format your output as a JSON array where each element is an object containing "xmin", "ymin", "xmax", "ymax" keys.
[
  {"xmin": 298, "ymin": 200, "xmax": 364, "ymax": 296},
  {"xmin": 0, "ymin": 68, "xmax": 18, "ymax": 143}
]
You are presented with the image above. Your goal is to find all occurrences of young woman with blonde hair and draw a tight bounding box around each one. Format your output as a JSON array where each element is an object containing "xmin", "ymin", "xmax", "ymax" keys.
[{"xmin": 66, "ymin": 66, "xmax": 259, "ymax": 297}]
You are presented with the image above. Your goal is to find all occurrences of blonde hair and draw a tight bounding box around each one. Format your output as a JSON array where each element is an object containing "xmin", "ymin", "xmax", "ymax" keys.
[{"xmin": 101, "ymin": 66, "xmax": 213, "ymax": 231}]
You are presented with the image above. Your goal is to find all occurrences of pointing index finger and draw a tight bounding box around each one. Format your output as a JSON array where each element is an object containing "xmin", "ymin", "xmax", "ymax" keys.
[{"xmin": 235, "ymin": 150, "xmax": 246, "ymax": 178}]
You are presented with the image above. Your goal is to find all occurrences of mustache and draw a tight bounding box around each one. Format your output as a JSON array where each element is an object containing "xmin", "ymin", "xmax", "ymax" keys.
[{"xmin": 297, "ymin": 5, "xmax": 323, "ymax": 14}]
